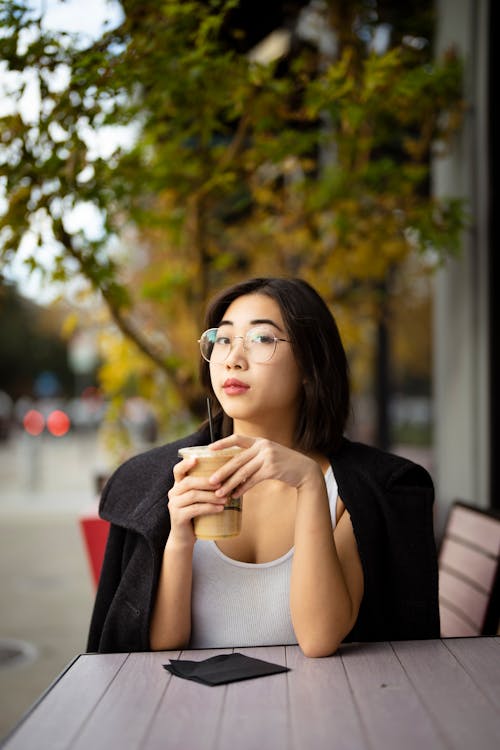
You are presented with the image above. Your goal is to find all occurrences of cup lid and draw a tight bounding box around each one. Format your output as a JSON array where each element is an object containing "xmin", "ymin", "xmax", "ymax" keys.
[{"xmin": 178, "ymin": 445, "xmax": 242, "ymax": 457}]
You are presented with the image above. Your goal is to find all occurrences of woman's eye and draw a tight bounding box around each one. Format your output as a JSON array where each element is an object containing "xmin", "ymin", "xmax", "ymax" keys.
[
  {"xmin": 252, "ymin": 334, "xmax": 274, "ymax": 345},
  {"xmin": 215, "ymin": 336, "xmax": 231, "ymax": 346}
]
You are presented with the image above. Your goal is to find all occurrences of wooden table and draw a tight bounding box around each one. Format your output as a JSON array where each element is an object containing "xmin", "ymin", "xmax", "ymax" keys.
[{"xmin": 2, "ymin": 638, "xmax": 499, "ymax": 750}]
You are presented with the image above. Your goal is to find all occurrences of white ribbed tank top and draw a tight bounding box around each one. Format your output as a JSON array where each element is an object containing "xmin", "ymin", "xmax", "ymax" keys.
[{"xmin": 189, "ymin": 466, "xmax": 338, "ymax": 648}]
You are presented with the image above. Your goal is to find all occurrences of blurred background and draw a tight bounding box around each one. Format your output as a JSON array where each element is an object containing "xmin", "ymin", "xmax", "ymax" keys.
[{"xmin": 0, "ymin": 0, "xmax": 495, "ymax": 739}]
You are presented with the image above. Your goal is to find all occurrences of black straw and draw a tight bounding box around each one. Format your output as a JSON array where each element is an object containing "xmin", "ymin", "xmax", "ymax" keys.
[{"xmin": 207, "ymin": 397, "xmax": 214, "ymax": 442}]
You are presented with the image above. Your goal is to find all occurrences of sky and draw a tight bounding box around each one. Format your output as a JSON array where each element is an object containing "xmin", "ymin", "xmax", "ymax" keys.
[
  {"xmin": 35, "ymin": 0, "xmax": 123, "ymax": 37},
  {"xmin": 2, "ymin": 0, "xmax": 125, "ymax": 302}
]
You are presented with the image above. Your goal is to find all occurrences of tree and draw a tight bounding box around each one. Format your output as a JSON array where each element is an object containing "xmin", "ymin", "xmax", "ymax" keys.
[
  {"xmin": 0, "ymin": 0, "xmax": 465, "ymax": 449},
  {"xmin": 0, "ymin": 278, "xmax": 73, "ymax": 399}
]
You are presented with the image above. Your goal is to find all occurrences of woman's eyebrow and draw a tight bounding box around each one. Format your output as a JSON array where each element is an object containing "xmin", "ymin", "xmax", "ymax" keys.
[
  {"xmin": 251, "ymin": 318, "xmax": 284, "ymax": 331},
  {"xmin": 217, "ymin": 318, "xmax": 284, "ymax": 332}
]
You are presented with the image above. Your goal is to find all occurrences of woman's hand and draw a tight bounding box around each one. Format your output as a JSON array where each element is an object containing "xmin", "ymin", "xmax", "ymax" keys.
[
  {"xmin": 208, "ymin": 434, "xmax": 322, "ymax": 499},
  {"xmin": 167, "ymin": 456, "xmax": 226, "ymax": 546}
]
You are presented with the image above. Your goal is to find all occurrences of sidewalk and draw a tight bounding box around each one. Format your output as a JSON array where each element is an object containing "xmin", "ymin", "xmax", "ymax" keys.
[
  {"xmin": 0, "ymin": 511, "xmax": 95, "ymax": 739},
  {"xmin": 0, "ymin": 432, "xmax": 106, "ymax": 740}
]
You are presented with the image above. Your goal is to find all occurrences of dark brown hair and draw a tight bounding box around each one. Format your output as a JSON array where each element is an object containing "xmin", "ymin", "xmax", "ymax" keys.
[{"xmin": 200, "ymin": 277, "xmax": 350, "ymax": 452}]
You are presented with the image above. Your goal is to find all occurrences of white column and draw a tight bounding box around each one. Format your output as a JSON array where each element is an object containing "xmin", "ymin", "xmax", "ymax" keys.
[{"xmin": 433, "ymin": 0, "xmax": 490, "ymax": 535}]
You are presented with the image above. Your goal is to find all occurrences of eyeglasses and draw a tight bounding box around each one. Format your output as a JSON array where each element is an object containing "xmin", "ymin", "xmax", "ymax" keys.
[{"xmin": 198, "ymin": 327, "xmax": 290, "ymax": 364}]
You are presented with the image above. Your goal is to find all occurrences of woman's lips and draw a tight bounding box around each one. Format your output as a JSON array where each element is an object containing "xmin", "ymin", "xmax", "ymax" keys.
[{"xmin": 222, "ymin": 378, "xmax": 250, "ymax": 395}]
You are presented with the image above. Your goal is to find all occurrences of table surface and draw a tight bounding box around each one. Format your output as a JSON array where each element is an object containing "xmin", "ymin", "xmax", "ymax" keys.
[{"xmin": 2, "ymin": 638, "xmax": 499, "ymax": 750}]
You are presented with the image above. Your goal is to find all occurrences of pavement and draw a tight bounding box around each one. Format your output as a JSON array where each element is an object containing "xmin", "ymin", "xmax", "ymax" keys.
[{"xmin": 0, "ymin": 429, "xmax": 109, "ymax": 741}]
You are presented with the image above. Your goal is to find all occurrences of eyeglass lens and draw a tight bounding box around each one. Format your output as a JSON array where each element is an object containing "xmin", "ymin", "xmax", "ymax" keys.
[{"xmin": 200, "ymin": 327, "xmax": 279, "ymax": 363}]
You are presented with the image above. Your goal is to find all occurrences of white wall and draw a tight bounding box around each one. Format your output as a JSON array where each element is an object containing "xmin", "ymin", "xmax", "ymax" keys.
[{"xmin": 433, "ymin": 0, "xmax": 490, "ymax": 536}]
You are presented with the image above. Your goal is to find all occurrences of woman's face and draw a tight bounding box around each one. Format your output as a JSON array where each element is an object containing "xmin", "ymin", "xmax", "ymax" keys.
[{"xmin": 209, "ymin": 294, "xmax": 303, "ymax": 437}]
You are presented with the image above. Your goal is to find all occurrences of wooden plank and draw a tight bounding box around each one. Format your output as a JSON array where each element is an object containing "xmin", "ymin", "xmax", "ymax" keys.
[
  {"xmin": 447, "ymin": 507, "xmax": 500, "ymax": 556},
  {"xmin": 393, "ymin": 639, "xmax": 500, "ymax": 750},
  {"xmin": 70, "ymin": 651, "xmax": 174, "ymax": 750},
  {"xmin": 216, "ymin": 646, "xmax": 290, "ymax": 750},
  {"xmin": 339, "ymin": 641, "xmax": 448, "ymax": 750},
  {"xmin": 439, "ymin": 537, "xmax": 497, "ymax": 591},
  {"xmin": 287, "ymin": 644, "xmax": 368, "ymax": 750},
  {"xmin": 4, "ymin": 641, "xmax": 499, "ymax": 750},
  {"xmin": 144, "ymin": 648, "xmax": 233, "ymax": 750},
  {"xmin": 439, "ymin": 569, "xmax": 488, "ymax": 628},
  {"xmin": 439, "ymin": 603, "xmax": 479, "ymax": 637},
  {"xmin": 443, "ymin": 637, "xmax": 500, "ymax": 709},
  {"xmin": 1, "ymin": 653, "xmax": 127, "ymax": 750}
]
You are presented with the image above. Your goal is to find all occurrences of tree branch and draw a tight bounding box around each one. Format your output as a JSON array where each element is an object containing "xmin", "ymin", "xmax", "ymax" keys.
[{"xmin": 54, "ymin": 224, "xmax": 201, "ymax": 410}]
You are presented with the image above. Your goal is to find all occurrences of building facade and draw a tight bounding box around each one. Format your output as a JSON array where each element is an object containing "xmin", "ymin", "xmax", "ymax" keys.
[{"xmin": 433, "ymin": 0, "xmax": 494, "ymax": 534}]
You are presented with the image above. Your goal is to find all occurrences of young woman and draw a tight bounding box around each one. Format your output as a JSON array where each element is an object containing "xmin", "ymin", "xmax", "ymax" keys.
[{"xmin": 87, "ymin": 277, "xmax": 439, "ymax": 656}]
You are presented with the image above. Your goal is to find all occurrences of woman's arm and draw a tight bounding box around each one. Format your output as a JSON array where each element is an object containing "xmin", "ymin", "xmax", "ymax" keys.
[
  {"xmin": 209, "ymin": 435, "xmax": 364, "ymax": 657},
  {"xmin": 149, "ymin": 455, "xmax": 226, "ymax": 650},
  {"xmin": 149, "ymin": 537, "xmax": 194, "ymax": 650},
  {"xmin": 291, "ymin": 464, "xmax": 363, "ymax": 657}
]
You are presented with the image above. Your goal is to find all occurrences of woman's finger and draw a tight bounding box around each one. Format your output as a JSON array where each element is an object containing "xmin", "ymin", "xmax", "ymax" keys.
[
  {"xmin": 208, "ymin": 440, "xmax": 260, "ymax": 485},
  {"xmin": 172, "ymin": 455, "xmax": 197, "ymax": 481},
  {"xmin": 170, "ymin": 488, "xmax": 226, "ymax": 507},
  {"xmin": 185, "ymin": 501, "xmax": 225, "ymax": 518},
  {"xmin": 209, "ymin": 433, "xmax": 255, "ymax": 451},
  {"xmin": 214, "ymin": 455, "xmax": 262, "ymax": 497}
]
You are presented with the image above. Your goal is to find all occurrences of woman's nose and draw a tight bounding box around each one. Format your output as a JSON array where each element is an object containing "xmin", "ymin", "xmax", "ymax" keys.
[{"xmin": 224, "ymin": 337, "xmax": 247, "ymax": 368}]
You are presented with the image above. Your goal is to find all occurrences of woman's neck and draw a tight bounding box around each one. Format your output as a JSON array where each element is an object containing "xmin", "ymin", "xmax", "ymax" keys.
[
  {"xmin": 232, "ymin": 418, "xmax": 295, "ymax": 449},
  {"xmin": 231, "ymin": 418, "xmax": 329, "ymax": 471}
]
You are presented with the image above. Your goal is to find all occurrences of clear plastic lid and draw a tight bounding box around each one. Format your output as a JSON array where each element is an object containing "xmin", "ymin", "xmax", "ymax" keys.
[{"xmin": 178, "ymin": 445, "xmax": 242, "ymax": 458}]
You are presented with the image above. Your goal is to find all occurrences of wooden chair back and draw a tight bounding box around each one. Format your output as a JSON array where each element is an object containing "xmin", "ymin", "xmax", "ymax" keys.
[{"xmin": 438, "ymin": 501, "xmax": 500, "ymax": 636}]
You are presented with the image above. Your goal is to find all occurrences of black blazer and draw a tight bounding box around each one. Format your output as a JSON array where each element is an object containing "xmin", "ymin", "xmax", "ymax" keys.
[{"xmin": 87, "ymin": 428, "xmax": 440, "ymax": 653}]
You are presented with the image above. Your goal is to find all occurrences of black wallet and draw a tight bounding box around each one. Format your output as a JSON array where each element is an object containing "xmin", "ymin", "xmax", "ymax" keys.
[{"xmin": 163, "ymin": 652, "xmax": 290, "ymax": 686}]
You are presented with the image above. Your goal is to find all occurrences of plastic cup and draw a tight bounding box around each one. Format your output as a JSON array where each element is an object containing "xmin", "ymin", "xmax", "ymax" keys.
[{"xmin": 178, "ymin": 446, "xmax": 242, "ymax": 539}]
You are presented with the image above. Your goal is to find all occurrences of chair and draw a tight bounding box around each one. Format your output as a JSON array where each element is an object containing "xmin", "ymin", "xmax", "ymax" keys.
[
  {"xmin": 438, "ymin": 500, "xmax": 500, "ymax": 636},
  {"xmin": 78, "ymin": 503, "xmax": 110, "ymax": 589},
  {"xmin": 78, "ymin": 473, "xmax": 110, "ymax": 589}
]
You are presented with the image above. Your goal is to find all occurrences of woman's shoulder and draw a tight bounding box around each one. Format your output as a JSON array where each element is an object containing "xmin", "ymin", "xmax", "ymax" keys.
[
  {"xmin": 331, "ymin": 437, "xmax": 434, "ymax": 489},
  {"xmin": 107, "ymin": 429, "xmax": 206, "ymax": 480},
  {"xmin": 99, "ymin": 427, "xmax": 210, "ymax": 524}
]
